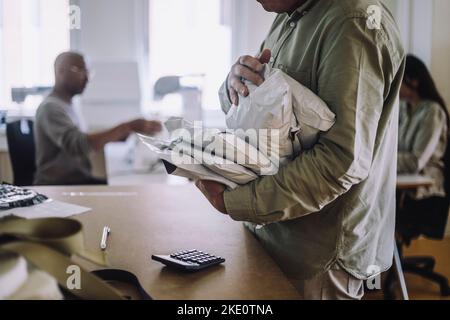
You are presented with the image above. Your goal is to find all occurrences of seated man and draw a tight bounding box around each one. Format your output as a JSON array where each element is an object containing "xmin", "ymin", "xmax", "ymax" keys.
[{"xmin": 34, "ymin": 51, "xmax": 162, "ymax": 185}]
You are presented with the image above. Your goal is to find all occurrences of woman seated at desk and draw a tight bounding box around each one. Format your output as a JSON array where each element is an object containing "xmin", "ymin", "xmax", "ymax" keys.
[{"xmin": 397, "ymin": 55, "xmax": 449, "ymax": 241}]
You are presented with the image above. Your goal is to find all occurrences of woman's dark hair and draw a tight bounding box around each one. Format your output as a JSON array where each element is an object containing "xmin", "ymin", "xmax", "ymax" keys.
[{"xmin": 404, "ymin": 54, "xmax": 449, "ymax": 122}]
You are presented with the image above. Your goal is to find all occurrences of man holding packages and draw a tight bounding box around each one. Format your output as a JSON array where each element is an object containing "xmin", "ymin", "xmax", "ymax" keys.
[{"xmin": 197, "ymin": 0, "xmax": 405, "ymax": 299}]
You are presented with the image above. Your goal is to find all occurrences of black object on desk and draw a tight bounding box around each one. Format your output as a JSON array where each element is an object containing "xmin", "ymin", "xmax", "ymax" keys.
[{"xmin": 152, "ymin": 249, "xmax": 225, "ymax": 271}]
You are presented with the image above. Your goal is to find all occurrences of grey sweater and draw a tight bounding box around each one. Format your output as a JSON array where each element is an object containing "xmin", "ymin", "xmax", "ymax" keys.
[{"xmin": 34, "ymin": 96, "xmax": 93, "ymax": 185}]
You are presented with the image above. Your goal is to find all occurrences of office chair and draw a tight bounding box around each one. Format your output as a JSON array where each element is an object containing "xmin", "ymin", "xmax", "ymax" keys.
[
  {"xmin": 384, "ymin": 142, "xmax": 450, "ymax": 299},
  {"xmin": 6, "ymin": 120, "xmax": 36, "ymax": 186}
]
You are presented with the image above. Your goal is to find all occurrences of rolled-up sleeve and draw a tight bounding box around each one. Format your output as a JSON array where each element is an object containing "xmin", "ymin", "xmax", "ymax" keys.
[
  {"xmin": 223, "ymin": 17, "xmax": 395, "ymax": 224},
  {"xmin": 40, "ymin": 104, "xmax": 91, "ymax": 157}
]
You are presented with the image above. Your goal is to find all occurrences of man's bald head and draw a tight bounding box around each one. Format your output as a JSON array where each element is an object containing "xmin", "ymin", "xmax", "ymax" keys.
[
  {"xmin": 54, "ymin": 51, "xmax": 84, "ymax": 71},
  {"xmin": 54, "ymin": 51, "xmax": 89, "ymax": 96}
]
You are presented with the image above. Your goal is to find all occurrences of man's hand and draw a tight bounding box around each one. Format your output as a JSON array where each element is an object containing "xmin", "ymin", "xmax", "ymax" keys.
[
  {"xmin": 129, "ymin": 119, "xmax": 163, "ymax": 136},
  {"xmin": 227, "ymin": 49, "xmax": 272, "ymax": 106},
  {"xmin": 195, "ymin": 180, "xmax": 228, "ymax": 214},
  {"xmin": 88, "ymin": 119, "xmax": 162, "ymax": 151}
]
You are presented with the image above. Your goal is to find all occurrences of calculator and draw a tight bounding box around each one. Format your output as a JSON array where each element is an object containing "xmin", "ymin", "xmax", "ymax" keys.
[{"xmin": 151, "ymin": 249, "xmax": 225, "ymax": 271}]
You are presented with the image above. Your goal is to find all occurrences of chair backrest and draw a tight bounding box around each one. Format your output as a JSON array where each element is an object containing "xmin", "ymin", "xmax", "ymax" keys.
[
  {"xmin": 6, "ymin": 120, "xmax": 36, "ymax": 186},
  {"xmin": 443, "ymin": 139, "xmax": 450, "ymax": 199},
  {"xmin": 442, "ymin": 140, "xmax": 450, "ymax": 235},
  {"xmin": 416, "ymin": 105, "xmax": 450, "ymax": 241}
]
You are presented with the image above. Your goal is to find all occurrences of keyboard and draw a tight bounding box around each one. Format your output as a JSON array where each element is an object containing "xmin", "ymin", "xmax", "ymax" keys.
[
  {"xmin": 0, "ymin": 183, "xmax": 48, "ymax": 210},
  {"xmin": 152, "ymin": 249, "xmax": 225, "ymax": 271}
]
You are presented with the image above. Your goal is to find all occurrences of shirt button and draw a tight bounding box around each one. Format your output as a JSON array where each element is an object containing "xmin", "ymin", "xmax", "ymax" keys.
[{"xmin": 289, "ymin": 22, "xmax": 296, "ymax": 28}]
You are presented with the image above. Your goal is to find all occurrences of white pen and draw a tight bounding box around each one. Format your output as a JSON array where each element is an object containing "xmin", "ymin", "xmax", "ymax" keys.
[{"xmin": 100, "ymin": 226, "xmax": 111, "ymax": 250}]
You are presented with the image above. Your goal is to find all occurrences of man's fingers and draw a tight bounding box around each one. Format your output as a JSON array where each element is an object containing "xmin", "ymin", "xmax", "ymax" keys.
[
  {"xmin": 227, "ymin": 72, "xmax": 240, "ymax": 105},
  {"xmin": 236, "ymin": 66, "xmax": 264, "ymax": 86},
  {"xmin": 229, "ymin": 87, "xmax": 239, "ymax": 106},
  {"xmin": 195, "ymin": 180, "xmax": 203, "ymax": 190},
  {"xmin": 138, "ymin": 121, "xmax": 162, "ymax": 135},
  {"xmin": 196, "ymin": 180, "xmax": 226, "ymax": 195},
  {"xmin": 195, "ymin": 180, "xmax": 227, "ymax": 214},
  {"xmin": 195, "ymin": 180, "xmax": 207, "ymax": 196},
  {"xmin": 151, "ymin": 125, "xmax": 162, "ymax": 134},
  {"xmin": 230, "ymin": 76, "xmax": 249, "ymax": 97},
  {"xmin": 239, "ymin": 55, "xmax": 265, "ymax": 73},
  {"xmin": 258, "ymin": 49, "xmax": 272, "ymax": 64},
  {"xmin": 233, "ymin": 64, "xmax": 264, "ymax": 86},
  {"xmin": 226, "ymin": 51, "xmax": 270, "ymax": 106},
  {"xmin": 150, "ymin": 121, "xmax": 162, "ymax": 131}
]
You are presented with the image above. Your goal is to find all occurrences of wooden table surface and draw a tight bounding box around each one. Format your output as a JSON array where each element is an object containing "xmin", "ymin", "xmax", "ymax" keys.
[
  {"xmin": 33, "ymin": 184, "xmax": 301, "ymax": 300},
  {"xmin": 397, "ymin": 174, "xmax": 435, "ymax": 190}
]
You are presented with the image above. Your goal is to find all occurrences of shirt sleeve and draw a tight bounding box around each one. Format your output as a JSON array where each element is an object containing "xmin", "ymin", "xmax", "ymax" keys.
[
  {"xmin": 398, "ymin": 104, "xmax": 447, "ymax": 173},
  {"xmin": 39, "ymin": 103, "xmax": 91, "ymax": 157},
  {"xmin": 223, "ymin": 17, "xmax": 399, "ymax": 224}
]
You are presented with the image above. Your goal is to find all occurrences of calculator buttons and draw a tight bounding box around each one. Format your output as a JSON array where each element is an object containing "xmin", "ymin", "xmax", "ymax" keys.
[{"xmin": 152, "ymin": 249, "xmax": 225, "ymax": 271}]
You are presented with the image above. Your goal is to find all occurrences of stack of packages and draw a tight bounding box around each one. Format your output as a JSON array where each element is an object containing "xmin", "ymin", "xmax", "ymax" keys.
[{"xmin": 139, "ymin": 65, "xmax": 336, "ymax": 189}]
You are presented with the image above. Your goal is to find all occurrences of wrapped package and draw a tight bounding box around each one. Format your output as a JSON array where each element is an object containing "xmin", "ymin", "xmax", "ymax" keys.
[
  {"xmin": 139, "ymin": 67, "xmax": 335, "ymax": 189},
  {"xmin": 138, "ymin": 123, "xmax": 274, "ymax": 189},
  {"xmin": 226, "ymin": 64, "xmax": 335, "ymax": 158}
]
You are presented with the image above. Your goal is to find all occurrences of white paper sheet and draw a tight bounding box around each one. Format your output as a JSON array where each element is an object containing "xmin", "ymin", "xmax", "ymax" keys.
[{"xmin": 0, "ymin": 200, "xmax": 91, "ymax": 220}]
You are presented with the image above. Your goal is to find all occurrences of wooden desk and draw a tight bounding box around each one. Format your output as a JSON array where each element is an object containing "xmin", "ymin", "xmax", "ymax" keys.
[
  {"xmin": 33, "ymin": 184, "xmax": 301, "ymax": 300},
  {"xmin": 397, "ymin": 174, "xmax": 434, "ymax": 190}
]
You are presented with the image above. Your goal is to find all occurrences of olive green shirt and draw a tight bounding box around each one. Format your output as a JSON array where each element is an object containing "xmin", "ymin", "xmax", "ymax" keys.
[
  {"xmin": 398, "ymin": 100, "xmax": 448, "ymax": 200},
  {"xmin": 218, "ymin": 0, "xmax": 405, "ymax": 280}
]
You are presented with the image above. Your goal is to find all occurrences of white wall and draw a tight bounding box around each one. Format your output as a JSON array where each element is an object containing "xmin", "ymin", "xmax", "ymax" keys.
[
  {"xmin": 71, "ymin": 0, "xmax": 276, "ymax": 88},
  {"xmin": 70, "ymin": 0, "xmax": 148, "ymax": 98},
  {"xmin": 430, "ymin": 0, "xmax": 450, "ymax": 236},
  {"xmin": 387, "ymin": 0, "xmax": 450, "ymax": 109},
  {"xmin": 382, "ymin": 0, "xmax": 428, "ymax": 62},
  {"xmin": 70, "ymin": 0, "xmax": 147, "ymax": 62},
  {"xmin": 69, "ymin": 0, "xmax": 148, "ymax": 130},
  {"xmin": 431, "ymin": 0, "xmax": 450, "ymax": 108},
  {"xmin": 70, "ymin": 0, "xmax": 276, "ymax": 127},
  {"xmin": 229, "ymin": 0, "xmax": 275, "ymax": 60}
]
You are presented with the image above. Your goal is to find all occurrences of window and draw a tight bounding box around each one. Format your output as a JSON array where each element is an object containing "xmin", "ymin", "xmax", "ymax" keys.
[
  {"xmin": 148, "ymin": 0, "xmax": 232, "ymax": 114},
  {"xmin": 0, "ymin": 0, "xmax": 70, "ymax": 110}
]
